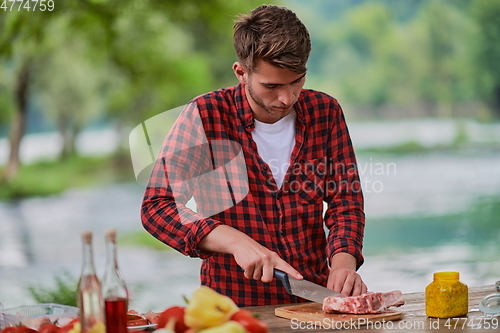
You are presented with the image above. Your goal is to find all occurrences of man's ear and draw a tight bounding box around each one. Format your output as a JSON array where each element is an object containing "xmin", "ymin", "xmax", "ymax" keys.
[{"xmin": 233, "ymin": 62, "xmax": 247, "ymax": 84}]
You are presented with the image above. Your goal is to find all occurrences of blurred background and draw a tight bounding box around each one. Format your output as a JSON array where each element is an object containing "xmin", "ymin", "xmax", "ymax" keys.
[{"xmin": 0, "ymin": 0, "xmax": 499, "ymax": 312}]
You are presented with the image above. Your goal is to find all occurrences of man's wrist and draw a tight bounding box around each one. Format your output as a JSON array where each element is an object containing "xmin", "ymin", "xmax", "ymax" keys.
[
  {"xmin": 330, "ymin": 252, "xmax": 357, "ymax": 271},
  {"xmin": 197, "ymin": 224, "xmax": 248, "ymax": 255}
]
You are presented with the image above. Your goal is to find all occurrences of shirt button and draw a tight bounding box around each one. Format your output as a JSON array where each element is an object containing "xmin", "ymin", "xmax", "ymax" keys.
[{"xmin": 275, "ymin": 192, "xmax": 282, "ymax": 200}]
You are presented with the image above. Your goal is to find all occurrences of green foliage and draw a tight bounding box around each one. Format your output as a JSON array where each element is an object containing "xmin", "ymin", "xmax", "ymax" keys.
[
  {"xmin": 0, "ymin": 155, "xmax": 133, "ymax": 200},
  {"xmin": 0, "ymin": 65, "xmax": 13, "ymax": 126},
  {"xmin": 0, "ymin": 0, "xmax": 264, "ymax": 148},
  {"xmin": 27, "ymin": 271, "xmax": 78, "ymax": 307},
  {"xmin": 2, "ymin": 0, "xmax": 500, "ymax": 126},
  {"xmin": 119, "ymin": 230, "xmax": 173, "ymax": 251},
  {"xmin": 357, "ymin": 141, "xmax": 428, "ymax": 155},
  {"xmin": 287, "ymin": 0, "xmax": 500, "ymax": 119},
  {"xmin": 471, "ymin": 0, "xmax": 500, "ymax": 117}
]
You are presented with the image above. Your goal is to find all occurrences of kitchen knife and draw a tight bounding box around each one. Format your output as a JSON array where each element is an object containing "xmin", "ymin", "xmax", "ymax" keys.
[{"xmin": 274, "ymin": 269, "xmax": 346, "ymax": 303}]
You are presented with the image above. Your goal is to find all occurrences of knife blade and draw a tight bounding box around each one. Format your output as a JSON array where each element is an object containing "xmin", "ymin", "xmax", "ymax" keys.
[{"xmin": 274, "ymin": 269, "xmax": 346, "ymax": 303}]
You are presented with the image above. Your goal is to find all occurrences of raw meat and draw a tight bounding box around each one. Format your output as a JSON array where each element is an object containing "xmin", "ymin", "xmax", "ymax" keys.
[
  {"xmin": 145, "ymin": 310, "xmax": 159, "ymax": 324},
  {"xmin": 323, "ymin": 290, "xmax": 405, "ymax": 314},
  {"xmin": 127, "ymin": 310, "xmax": 149, "ymax": 326}
]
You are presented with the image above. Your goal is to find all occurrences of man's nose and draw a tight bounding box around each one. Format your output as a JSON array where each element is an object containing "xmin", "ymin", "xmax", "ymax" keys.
[{"xmin": 278, "ymin": 87, "xmax": 294, "ymax": 106}]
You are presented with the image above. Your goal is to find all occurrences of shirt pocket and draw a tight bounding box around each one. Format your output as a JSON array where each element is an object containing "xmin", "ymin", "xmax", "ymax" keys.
[{"xmin": 289, "ymin": 158, "xmax": 326, "ymax": 204}]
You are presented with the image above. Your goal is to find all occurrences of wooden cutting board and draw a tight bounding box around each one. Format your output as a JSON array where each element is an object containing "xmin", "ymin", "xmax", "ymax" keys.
[{"xmin": 275, "ymin": 302, "xmax": 403, "ymax": 326}]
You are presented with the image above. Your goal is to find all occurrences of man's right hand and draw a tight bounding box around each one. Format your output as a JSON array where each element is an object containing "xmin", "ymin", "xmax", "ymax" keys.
[{"xmin": 198, "ymin": 225, "xmax": 303, "ymax": 283}]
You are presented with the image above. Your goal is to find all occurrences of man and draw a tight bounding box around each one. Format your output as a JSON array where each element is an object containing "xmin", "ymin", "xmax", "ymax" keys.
[{"xmin": 141, "ymin": 5, "xmax": 367, "ymax": 307}]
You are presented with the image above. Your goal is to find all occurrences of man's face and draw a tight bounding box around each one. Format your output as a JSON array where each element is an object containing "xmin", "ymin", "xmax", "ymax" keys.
[{"xmin": 233, "ymin": 60, "xmax": 306, "ymax": 124}]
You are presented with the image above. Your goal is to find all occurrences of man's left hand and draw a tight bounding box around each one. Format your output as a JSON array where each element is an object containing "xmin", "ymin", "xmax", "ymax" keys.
[{"xmin": 327, "ymin": 253, "xmax": 368, "ymax": 296}]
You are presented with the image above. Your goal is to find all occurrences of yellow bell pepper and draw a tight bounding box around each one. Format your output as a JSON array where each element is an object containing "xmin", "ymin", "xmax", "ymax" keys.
[
  {"xmin": 88, "ymin": 321, "xmax": 105, "ymax": 333},
  {"xmin": 69, "ymin": 321, "xmax": 105, "ymax": 333},
  {"xmin": 184, "ymin": 286, "xmax": 239, "ymax": 329},
  {"xmin": 68, "ymin": 322, "xmax": 81, "ymax": 333},
  {"xmin": 198, "ymin": 321, "xmax": 246, "ymax": 333}
]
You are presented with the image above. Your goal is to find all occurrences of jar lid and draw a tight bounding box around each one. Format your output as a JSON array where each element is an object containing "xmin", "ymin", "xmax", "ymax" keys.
[
  {"xmin": 434, "ymin": 271, "xmax": 459, "ymax": 280},
  {"xmin": 479, "ymin": 293, "xmax": 500, "ymax": 315}
]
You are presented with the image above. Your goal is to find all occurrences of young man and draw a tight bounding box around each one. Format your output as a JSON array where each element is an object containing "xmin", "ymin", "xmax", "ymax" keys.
[{"xmin": 141, "ymin": 5, "xmax": 367, "ymax": 306}]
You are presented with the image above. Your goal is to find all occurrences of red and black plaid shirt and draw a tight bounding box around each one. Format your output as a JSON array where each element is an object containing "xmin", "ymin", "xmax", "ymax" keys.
[{"xmin": 141, "ymin": 83, "xmax": 365, "ymax": 307}]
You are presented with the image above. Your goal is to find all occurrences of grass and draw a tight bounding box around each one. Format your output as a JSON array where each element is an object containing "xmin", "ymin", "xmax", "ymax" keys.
[
  {"xmin": 0, "ymin": 153, "xmax": 134, "ymax": 201},
  {"xmin": 119, "ymin": 230, "xmax": 173, "ymax": 251},
  {"xmin": 357, "ymin": 141, "xmax": 429, "ymax": 154},
  {"xmin": 27, "ymin": 271, "xmax": 78, "ymax": 307},
  {"xmin": 357, "ymin": 140, "xmax": 500, "ymax": 155}
]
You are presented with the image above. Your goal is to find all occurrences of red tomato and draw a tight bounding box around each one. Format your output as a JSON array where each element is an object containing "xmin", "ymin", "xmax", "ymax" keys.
[
  {"xmin": 1, "ymin": 327, "xmax": 18, "ymax": 333},
  {"xmin": 157, "ymin": 306, "xmax": 188, "ymax": 333},
  {"xmin": 57, "ymin": 318, "xmax": 79, "ymax": 333},
  {"xmin": 38, "ymin": 324, "xmax": 59, "ymax": 333},
  {"xmin": 230, "ymin": 309, "xmax": 268, "ymax": 333},
  {"xmin": 15, "ymin": 327, "xmax": 38, "ymax": 333},
  {"xmin": 57, "ymin": 325, "xmax": 71, "ymax": 333}
]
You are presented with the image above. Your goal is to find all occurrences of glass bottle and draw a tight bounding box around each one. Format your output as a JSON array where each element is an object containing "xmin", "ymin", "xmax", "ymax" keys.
[
  {"xmin": 78, "ymin": 231, "xmax": 106, "ymax": 333},
  {"xmin": 102, "ymin": 229, "xmax": 129, "ymax": 333},
  {"xmin": 425, "ymin": 271, "xmax": 468, "ymax": 318}
]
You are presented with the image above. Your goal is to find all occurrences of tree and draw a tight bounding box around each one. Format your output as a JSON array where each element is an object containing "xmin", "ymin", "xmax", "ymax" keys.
[
  {"xmin": 287, "ymin": 0, "xmax": 483, "ymax": 119},
  {"xmin": 471, "ymin": 0, "xmax": 500, "ymax": 118},
  {"xmin": 0, "ymin": 10, "xmax": 49, "ymax": 180},
  {"xmin": 317, "ymin": 2, "xmax": 400, "ymax": 113},
  {"xmin": 35, "ymin": 35, "xmax": 104, "ymax": 159},
  {"xmin": 0, "ymin": 0, "xmax": 264, "ymax": 181},
  {"xmin": 411, "ymin": 1, "xmax": 474, "ymax": 118}
]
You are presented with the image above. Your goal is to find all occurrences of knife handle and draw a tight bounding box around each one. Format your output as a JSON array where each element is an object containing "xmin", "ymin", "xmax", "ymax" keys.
[{"xmin": 274, "ymin": 269, "xmax": 292, "ymax": 295}]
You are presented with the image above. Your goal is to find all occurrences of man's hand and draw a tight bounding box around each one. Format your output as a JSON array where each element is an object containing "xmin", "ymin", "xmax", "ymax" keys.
[
  {"xmin": 232, "ymin": 241, "xmax": 303, "ymax": 283},
  {"xmin": 327, "ymin": 253, "xmax": 367, "ymax": 296},
  {"xmin": 198, "ymin": 225, "xmax": 303, "ymax": 283}
]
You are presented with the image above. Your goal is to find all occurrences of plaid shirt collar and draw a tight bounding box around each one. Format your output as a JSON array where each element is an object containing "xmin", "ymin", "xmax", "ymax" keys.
[{"xmin": 234, "ymin": 83, "xmax": 306, "ymax": 134}]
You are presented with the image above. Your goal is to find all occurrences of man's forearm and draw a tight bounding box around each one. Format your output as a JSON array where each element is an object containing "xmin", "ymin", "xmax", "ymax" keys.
[
  {"xmin": 197, "ymin": 224, "xmax": 304, "ymax": 281},
  {"xmin": 330, "ymin": 252, "xmax": 357, "ymax": 271},
  {"xmin": 197, "ymin": 224, "xmax": 250, "ymax": 254}
]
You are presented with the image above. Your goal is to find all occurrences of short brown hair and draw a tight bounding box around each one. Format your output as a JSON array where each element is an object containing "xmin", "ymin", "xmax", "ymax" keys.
[{"xmin": 233, "ymin": 5, "xmax": 311, "ymax": 74}]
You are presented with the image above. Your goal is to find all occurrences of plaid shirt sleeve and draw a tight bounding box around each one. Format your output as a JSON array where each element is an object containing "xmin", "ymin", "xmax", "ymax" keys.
[
  {"xmin": 323, "ymin": 100, "xmax": 365, "ymax": 268},
  {"xmin": 141, "ymin": 101, "xmax": 224, "ymax": 259}
]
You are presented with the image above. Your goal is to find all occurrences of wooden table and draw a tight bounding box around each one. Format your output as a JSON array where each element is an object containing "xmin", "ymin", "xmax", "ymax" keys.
[{"xmin": 248, "ymin": 285, "xmax": 499, "ymax": 332}]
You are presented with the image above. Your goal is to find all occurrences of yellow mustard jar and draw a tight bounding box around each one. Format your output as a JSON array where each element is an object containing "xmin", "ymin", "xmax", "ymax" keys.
[{"xmin": 425, "ymin": 271, "xmax": 468, "ymax": 318}]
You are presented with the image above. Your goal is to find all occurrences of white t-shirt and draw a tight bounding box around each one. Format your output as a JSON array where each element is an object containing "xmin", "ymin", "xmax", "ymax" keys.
[{"xmin": 252, "ymin": 109, "xmax": 296, "ymax": 188}]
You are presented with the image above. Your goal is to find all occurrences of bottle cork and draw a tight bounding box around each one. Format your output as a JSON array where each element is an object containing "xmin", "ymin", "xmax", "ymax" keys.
[
  {"xmin": 81, "ymin": 231, "xmax": 93, "ymax": 244},
  {"xmin": 105, "ymin": 229, "xmax": 117, "ymax": 243}
]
